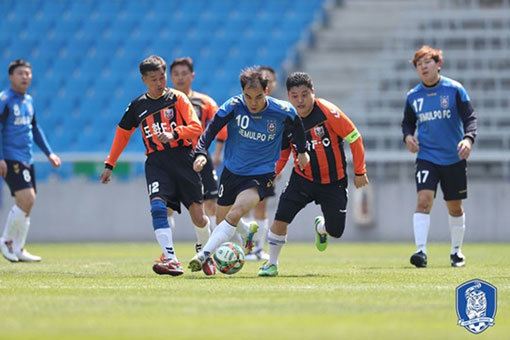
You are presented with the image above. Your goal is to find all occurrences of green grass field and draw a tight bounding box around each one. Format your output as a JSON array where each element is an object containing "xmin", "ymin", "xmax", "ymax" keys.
[{"xmin": 0, "ymin": 242, "xmax": 508, "ymax": 340}]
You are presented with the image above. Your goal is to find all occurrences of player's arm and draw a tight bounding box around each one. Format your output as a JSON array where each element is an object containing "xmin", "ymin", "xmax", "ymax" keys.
[
  {"xmin": 207, "ymin": 98, "xmax": 227, "ymax": 167},
  {"xmin": 101, "ymin": 104, "xmax": 137, "ymax": 183},
  {"xmin": 401, "ymin": 99, "xmax": 419, "ymax": 153},
  {"xmin": 0, "ymin": 102, "xmax": 8, "ymax": 177},
  {"xmin": 286, "ymin": 115, "xmax": 308, "ymax": 170},
  {"xmin": 456, "ymin": 89, "xmax": 477, "ymax": 159},
  {"xmin": 329, "ymin": 111, "xmax": 368, "ymax": 188},
  {"xmin": 31, "ymin": 113, "xmax": 61, "ymax": 168},
  {"xmin": 275, "ymin": 133, "xmax": 292, "ymax": 176},
  {"xmin": 168, "ymin": 94, "xmax": 202, "ymax": 142}
]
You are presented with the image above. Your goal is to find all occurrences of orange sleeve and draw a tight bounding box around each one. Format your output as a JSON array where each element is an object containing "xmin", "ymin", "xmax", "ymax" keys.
[
  {"xmin": 173, "ymin": 94, "xmax": 203, "ymax": 141},
  {"xmin": 318, "ymin": 99, "xmax": 367, "ymax": 175},
  {"xmin": 275, "ymin": 147, "xmax": 291, "ymax": 176},
  {"xmin": 105, "ymin": 126, "xmax": 135, "ymax": 168}
]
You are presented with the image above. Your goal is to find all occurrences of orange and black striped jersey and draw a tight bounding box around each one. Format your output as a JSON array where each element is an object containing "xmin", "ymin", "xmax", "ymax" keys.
[
  {"xmin": 189, "ymin": 91, "xmax": 227, "ymax": 142},
  {"xmin": 276, "ymin": 98, "xmax": 366, "ymax": 184},
  {"xmin": 105, "ymin": 88, "xmax": 202, "ymax": 168}
]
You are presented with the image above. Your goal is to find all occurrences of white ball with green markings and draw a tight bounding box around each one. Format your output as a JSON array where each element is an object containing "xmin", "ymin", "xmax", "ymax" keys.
[{"xmin": 213, "ymin": 242, "xmax": 245, "ymax": 275}]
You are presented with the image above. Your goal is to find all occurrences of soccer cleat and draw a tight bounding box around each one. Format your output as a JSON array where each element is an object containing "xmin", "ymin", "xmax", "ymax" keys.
[
  {"xmin": 188, "ymin": 253, "xmax": 205, "ymax": 272},
  {"xmin": 152, "ymin": 258, "xmax": 184, "ymax": 276},
  {"xmin": 244, "ymin": 222, "xmax": 259, "ymax": 254},
  {"xmin": 195, "ymin": 243, "xmax": 216, "ymax": 275},
  {"xmin": 258, "ymin": 261, "xmax": 278, "ymax": 277},
  {"xmin": 450, "ymin": 252, "xmax": 466, "ymax": 267},
  {"xmin": 410, "ymin": 251, "xmax": 428, "ymax": 268},
  {"xmin": 245, "ymin": 248, "xmax": 270, "ymax": 262},
  {"xmin": 314, "ymin": 216, "xmax": 328, "ymax": 252},
  {"xmin": 0, "ymin": 238, "xmax": 19, "ymax": 262},
  {"xmin": 16, "ymin": 249, "xmax": 41, "ymax": 262},
  {"xmin": 155, "ymin": 253, "xmax": 165, "ymax": 263}
]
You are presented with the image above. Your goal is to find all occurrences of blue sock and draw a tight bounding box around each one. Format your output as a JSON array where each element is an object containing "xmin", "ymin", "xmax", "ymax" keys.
[{"xmin": 151, "ymin": 199, "xmax": 169, "ymax": 230}]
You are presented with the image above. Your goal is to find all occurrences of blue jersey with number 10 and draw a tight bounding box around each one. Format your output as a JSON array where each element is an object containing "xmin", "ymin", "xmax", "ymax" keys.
[{"xmin": 196, "ymin": 95, "xmax": 303, "ymax": 176}]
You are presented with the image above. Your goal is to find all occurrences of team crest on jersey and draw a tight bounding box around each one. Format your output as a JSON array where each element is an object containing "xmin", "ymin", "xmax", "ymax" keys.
[
  {"xmin": 163, "ymin": 108, "xmax": 174, "ymax": 120},
  {"xmin": 440, "ymin": 95, "xmax": 449, "ymax": 109},
  {"xmin": 314, "ymin": 126, "xmax": 325, "ymax": 137},
  {"xmin": 267, "ymin": 120, "xmax": 277, "ymax": 133},
  {"xmin": 1, "ymin": 94, "xmax": 7, "ymax": 101},
  {"xmin": 13, "ymin": 104, "xmax": 21, "ymax": 116},
  {"xmin": 456, "ymin": 279, "xmax": 497, "ymax": 334}
]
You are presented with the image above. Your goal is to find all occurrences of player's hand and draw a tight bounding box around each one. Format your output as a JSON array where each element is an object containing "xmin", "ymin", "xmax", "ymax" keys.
[
  {"xmin": 100, "ymin": 168, "xmax": 112, "ymax": 184},
  {"xmin": 48, "ymin": 153, "xmax": 61, "ymax": 168},
  {"xmin": 458, "ymin": 138, "xmax": 472, "ymax": 159},
  {"xmin": 354, "ymin": 174, "xmax": 369, "ymax": 189},
  {"xmin": 297, "ymin": 152, "xmax": 310, "ymax": 171},
  {"xmin": 157, "ymin": 132, "xmax": 175, "ymax": 144},
  {"xmin": 193, "ymin": 155, "xmax": 207, "ymax": 173},
  {"xmin": 0, "ymin": 160, "xmax": 7, "ymax": 178},
  {"xmin": 405, "ymin": 135, "xmax": 419, "ymax": 153}
]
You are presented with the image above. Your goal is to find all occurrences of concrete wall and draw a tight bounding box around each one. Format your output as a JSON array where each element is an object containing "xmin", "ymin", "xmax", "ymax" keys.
[{"xmin": 1, "ymin": 174, "xmax": 509, "ymax": 243}]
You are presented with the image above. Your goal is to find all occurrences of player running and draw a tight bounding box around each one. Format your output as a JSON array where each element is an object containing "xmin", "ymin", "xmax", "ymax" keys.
[
  {"xmin": 258, "ymin": 72, "xmax": 369, "ymax": 277},
  {"xmin": 188, "ymin": 67, "xmax": 309, "ymax": 272},
  {"xmin": 100, "ymin": 55, "xmax": 214, "ymax": 276}
]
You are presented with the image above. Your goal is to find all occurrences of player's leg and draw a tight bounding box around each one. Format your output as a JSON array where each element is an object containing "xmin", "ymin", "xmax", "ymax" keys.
[
  {"xmin": 1, "ymin": 161, "xmax": 38, "ymax": 262},
  {"xmin": 315, "ymin": 181, "xmax": 349, "ymax": 252},
  {"xmin": 167, "ymin": 208, "xmax": 175, "ymax": 229},
  {"xmin": 246, "ymin": 198, "xmax": 269, "ymax": 261},
  {"xmin": 410, "ymin": 160, "xmax": 439, "ymax": 268},
  {"xmin": 440, "ymin": 160, "xmax": 467, "ymax": 267},
  {"xmin": 258, "ymin": 220, "xmax": 288, "ymax": 277}
]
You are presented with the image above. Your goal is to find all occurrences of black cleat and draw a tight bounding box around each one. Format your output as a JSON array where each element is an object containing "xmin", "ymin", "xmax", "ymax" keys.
[
  {"xmin": 410, "ymin": 251, "xmax": 427, "ymax": 268},
  {"xmin": 450, "ymin": 252, "xmax": 466, "ymax": 267}
]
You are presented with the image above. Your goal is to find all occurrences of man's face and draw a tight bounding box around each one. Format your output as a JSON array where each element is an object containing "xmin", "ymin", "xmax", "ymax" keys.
[
  {"xmin": 142, "ymin": 68, "xmax": 167, "ymax": 97},
  {"xmin": 261, "ymin": 70, "xmax": 276, "ymax": 96},
  {"xmin": 288, "ymin": 85, "xmax": 314, "ymax": 117},
  {"xmin": 9, "ymin": 66, "xmax": 32, "ymax": 94},
  {"xmin": 170, "ymin": 64, "xmax": 194, "ymax": 93},
  {"xmin": 416, "ymin": 56, "xmax": 441, "ymax": 85},
  {"xmin": 242, "ymin": 83, "xmax": 267, "ymax": 113}
]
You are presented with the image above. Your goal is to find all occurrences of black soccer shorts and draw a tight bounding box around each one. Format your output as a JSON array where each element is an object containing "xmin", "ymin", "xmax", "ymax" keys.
[
  {"xmin": 415, "ymin": 158, "xmax": 467, "ymax": 200},
  {"xmin": 275, "ymin": 170, "xmax": 348, "ymax": 238},
  {"xmin": 4, "ymin": 160, "xmax": 37, "ymax": 196},
  {"xmin": 216, "ymin": 166, "xmax": 275, "ymax": 206},
  {"xmin": 145, "ymin": 147, "xmax": 203, "ymax": 213}
]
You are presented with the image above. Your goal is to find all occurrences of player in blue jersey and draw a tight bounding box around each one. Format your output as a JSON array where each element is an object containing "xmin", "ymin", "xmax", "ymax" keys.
[
  {"xmin": 401, "ymin": 46, "xmax": 477, "ymax": 268},
  {"xmin": 0, "ymin": 59, "xmax": 61, "ymax": 262},
  {"xmin": 188, "ymin": 67, "xmax": 309, "ymax": 272}
]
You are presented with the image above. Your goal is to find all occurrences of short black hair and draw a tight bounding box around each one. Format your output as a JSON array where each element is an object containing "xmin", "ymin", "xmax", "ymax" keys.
[
  {"xmin": 139, "ymin": 55, "xmax": 166, "ymax": 76},
  {"xmin": 257, "ymin": 65, "xmax": 275, "ymax": 75},
  {"xmin": 286, "ymin": 72, "xmax": 313, "ymax": 91},
  {"xmin": 240, "ymin": 66, "xmax": 268, "ymax": 90},
  {"xmin": 8, "ymin": 59, "xmax": 31, "ymax": 75},
  {"xmin": 170, "ymin": 57, "xmax": 194, "ymax": 73}
]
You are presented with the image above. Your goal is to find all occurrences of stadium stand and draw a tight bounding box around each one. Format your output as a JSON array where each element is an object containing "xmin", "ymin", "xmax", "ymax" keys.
[
  {"xmin": 298, "ymin": 0, "xmax": 510, "ymax": 178},
  {"xmin": 0, "ymin": 0, "xmax": 331, "ymax": 179}
]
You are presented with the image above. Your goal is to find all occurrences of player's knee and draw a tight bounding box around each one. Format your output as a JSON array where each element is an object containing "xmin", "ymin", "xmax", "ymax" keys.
[
  {"xmin": 325, "ymin": 223, "xmax": 345, "ymax": 238},
  {"xmin": 150, "ymin": 199, "xmax": 168, "ymax": 230}
]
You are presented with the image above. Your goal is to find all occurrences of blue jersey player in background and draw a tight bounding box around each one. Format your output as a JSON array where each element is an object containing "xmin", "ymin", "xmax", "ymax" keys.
[
  {"xmin": 188, "ymin": 67, "xmax": 309, "ymax": 272},
  {"xmin": 402, "ymin": 46, "xmax": 477, "ymax": 269},
  {"xmin": 0, "ymin": 59, "xmax": 61, "ymax": 263}
]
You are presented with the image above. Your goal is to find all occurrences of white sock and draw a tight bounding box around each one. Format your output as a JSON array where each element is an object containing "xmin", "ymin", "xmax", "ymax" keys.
[
  {"xmin": 2, "ymin": 205, "xmax": 26, "ymax": 241},
  {"xmin": 316, "ymin": 217, "xmax": 327, "ymax": 235},
  {"xmin": 267, "ymin": 231, "xmax": 286, "ymax": 266},
  {"xmin": 14, "ymin": 217, "xmax": 30, "ymax": 253},
  {"xmin": 154, "ymin": 228, "xmax": 176, "ymax": 260},
  {"xmin": 254, "ymin": 218, "xmax": 268, "ymax": 250},
  {"xmin": 413, "ymin": 213, "xmax": 430, "ymax": 254},
  {"xmin": 167, "ymin": 215, "xmax": 176, "ymax": 230},
  {"xmin": 236, "ymin": 218, "xmax": 250, "ymax": 238},
  {"xmin": 449, "ymin": 213, "xmax": 465, "ymax": 255},
  {"xmin": 230, "ymin": 231, "xmax": 244, "ymax": 247},
  {"xmin": 194, "ymin": 216, "xmax": 211, "ymax": 246},
  {"xmin": 202, "ymin": 220, "xmax": 236, "ymax": 257}
]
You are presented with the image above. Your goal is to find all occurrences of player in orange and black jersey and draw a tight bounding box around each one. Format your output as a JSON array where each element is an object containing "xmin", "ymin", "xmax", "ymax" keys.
[
  {"xmin": 169, "ymin": 57, "xmax": 227, "ymax": 232},
  {"xmin": 259, "ymin": 72, "xmax": 369, "ymax": 277},
  {"xmin": 100, "ymin": 55, "xmax": 216, "ymax": 277}
]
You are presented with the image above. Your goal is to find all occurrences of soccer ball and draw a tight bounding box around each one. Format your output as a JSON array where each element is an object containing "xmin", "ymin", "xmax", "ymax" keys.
[{"xmin": 213, "ymin": 242, "xmax": 245, "ymax": 275}]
